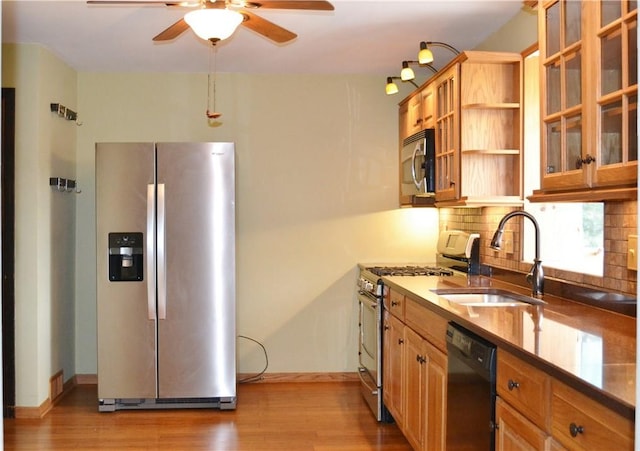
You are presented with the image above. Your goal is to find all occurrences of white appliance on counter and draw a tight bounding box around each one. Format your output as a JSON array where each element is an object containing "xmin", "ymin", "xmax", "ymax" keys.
[
  {"xmin": 96, "ymin": 142, "xmax": 236, "ymax": 412},
  {"xmin": 356, "ymin": 230, "xmax": 479, "ymax": 422}
]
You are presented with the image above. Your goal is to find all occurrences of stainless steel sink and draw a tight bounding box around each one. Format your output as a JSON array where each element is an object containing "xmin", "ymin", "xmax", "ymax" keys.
[{"xmin": 431, "ymin": 288, "xmax": 546, "ymax": 307}]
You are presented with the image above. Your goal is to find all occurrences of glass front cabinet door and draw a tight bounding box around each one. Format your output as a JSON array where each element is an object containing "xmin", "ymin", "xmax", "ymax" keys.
[{"xmin": 538, "ymin": 0, "xmax": 637, "ymax": 196}]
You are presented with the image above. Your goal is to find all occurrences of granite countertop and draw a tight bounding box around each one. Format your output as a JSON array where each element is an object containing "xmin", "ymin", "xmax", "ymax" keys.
[{"xmin": 381, "ymin": 273, "xmax": 636, "ymax": 420}]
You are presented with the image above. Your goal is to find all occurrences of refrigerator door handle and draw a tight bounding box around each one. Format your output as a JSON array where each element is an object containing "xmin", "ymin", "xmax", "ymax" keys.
[
  {"xmin": 146, "ymin": 184, "xmax": 156, "ymax": 320},
  {"xmin": 157, "ymin": 183, "xmax": 167, "ymax": 320}
]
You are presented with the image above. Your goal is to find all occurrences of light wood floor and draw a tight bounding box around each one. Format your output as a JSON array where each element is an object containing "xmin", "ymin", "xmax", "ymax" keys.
[{"xmin": 3, "ymin": 382, "xmax": 412, "ymax": 450}]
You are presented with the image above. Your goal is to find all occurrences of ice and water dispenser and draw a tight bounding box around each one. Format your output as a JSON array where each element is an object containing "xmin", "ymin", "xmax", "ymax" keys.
[{"xmin": 108, "ymin": 232, "xmax": 144, "ymax": 281}]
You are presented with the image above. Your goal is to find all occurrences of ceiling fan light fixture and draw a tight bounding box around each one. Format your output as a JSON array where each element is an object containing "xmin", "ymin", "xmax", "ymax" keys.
[
  {"xmin": 400, "ymin": 61, "xmax": 415, "ymax": 81},
  {"xmin": 385, "ymin": 77, "xmax": 399, "ymax": 95},
  {"xmin": 418, "ymin": 42, "xmax": 434, "ymax": 64},
  {"xmin": 184, "ymin": 8, "xmax": 244, "ymax": 42}
]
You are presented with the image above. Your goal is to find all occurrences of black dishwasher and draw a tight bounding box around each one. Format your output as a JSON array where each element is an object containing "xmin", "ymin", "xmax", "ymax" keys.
[{"xmin": 446, "ymin": 322, "xmax": 497, "ymax": 450}]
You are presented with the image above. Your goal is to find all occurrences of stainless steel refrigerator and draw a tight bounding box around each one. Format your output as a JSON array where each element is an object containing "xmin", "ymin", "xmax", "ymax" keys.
[{"xmin": 95, "ymin": 142, "xmax": 236, "ymax": 412}]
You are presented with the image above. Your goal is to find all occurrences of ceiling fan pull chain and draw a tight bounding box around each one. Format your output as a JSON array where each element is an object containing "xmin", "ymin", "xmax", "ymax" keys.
[{"xmin": 206, "ymin": 42, "xmax": 221, "ymax": 119}]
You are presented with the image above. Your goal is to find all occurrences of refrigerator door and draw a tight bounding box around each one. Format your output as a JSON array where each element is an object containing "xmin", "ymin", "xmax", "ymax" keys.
[
  {"xmin": 96, "ymin": 143, "xmax": 157, "ymax": 399},
  {"xmin": 156, "ymin": 142, "xmax": 236, "ymax": 399}
]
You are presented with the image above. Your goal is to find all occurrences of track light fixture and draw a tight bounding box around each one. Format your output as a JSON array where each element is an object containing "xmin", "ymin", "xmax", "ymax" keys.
[
  {"xmin": 400, "ymin": 60, "xmax": 437, "ymax": 82},
  {"xmin": 401, "ymin": 61, "xmax": 416, "ymax": 81},
  {"xmin": 385, "ymin": 76, "xmax": 418, "ymax": 96},
  {"xmin": 418, "ymin": 41, "xmax": 461, "ymax": 65}
]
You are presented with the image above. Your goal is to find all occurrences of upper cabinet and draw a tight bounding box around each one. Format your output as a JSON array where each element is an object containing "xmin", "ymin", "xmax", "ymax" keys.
[
  {"xmin": 435, "ymin": 51, "xmax": 524, "ymax": 206},
  {"xmin": 530, "ymin": 0, "xmax": 638, "ymax": 202},
  {"xmin": 398, "ymin": 51, "xmax": 524, "ymax": 207}
]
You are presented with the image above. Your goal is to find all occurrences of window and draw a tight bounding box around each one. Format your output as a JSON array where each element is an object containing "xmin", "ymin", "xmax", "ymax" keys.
[{"xmin": 523, "ymin": 203, "xmax": 604, "ymax": 276}]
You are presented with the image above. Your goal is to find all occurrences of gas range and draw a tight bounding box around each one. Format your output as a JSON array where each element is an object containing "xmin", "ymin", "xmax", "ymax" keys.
[
  {"xmin": 366, "ymin": 265, "xmax": 454, "ymax": 277},
  {"xmin": 356, "ymin": 230, "xmax": 480, "ymax": 422}
]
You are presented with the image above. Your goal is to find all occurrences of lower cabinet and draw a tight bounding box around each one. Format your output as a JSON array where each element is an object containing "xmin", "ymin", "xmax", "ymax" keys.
[
  {"xmin": 383, "ymin": 291, "xmax": 447, "ymax": 451},
  {"xmin": 550, "ymin": 379, "xmax": 634, "ymax": 451},
  {"xmin": 495, "ymin": 397, "xmax": 549, "ymax": 450},
  {"xmin": 383, "ymin": 310, "xmax": 405, "ymax": 424},
  {"xmin": 384, "ymin": 292, "xmax": 634, "ymax": 451},
  {"xmin": 497, "ymin": 349, "xmax": 634, "ymax": 451}
]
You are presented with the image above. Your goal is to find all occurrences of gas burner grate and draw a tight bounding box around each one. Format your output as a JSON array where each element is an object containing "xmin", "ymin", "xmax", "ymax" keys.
[{"xmin": 367, "ymin": 266, "xmax": 454, "ymax": 277}]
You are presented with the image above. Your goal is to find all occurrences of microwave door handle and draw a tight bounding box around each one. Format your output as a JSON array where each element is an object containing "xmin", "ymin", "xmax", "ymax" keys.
[{"xmin": 411, "ymin": 145, "xmax": 424, "ymax": 190}]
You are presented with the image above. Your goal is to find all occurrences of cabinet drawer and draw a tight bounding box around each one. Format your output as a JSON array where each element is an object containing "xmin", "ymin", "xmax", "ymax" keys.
[
  {"xmin": 551, "ymin": 380, "xmax": 633, "ymax": 451},
  {"xmin": 404, "ymin": 297, "xmax": 447, "ymax": 353},
  {"xmin": 495, "ymin": 397, "xmax": 549, "ymax": 450},
  {"xmin": 385, "ymin": 289, "xmax": 405, "ymax": 321},
  {"xmin": 497, "ymin": 350, "xmax": 550, "ymax": 432}
]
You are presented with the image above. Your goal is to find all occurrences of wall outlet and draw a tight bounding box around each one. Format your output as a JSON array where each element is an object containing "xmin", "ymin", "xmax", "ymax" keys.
[
  {"xmin": 627, "ymin": 235, "xmax": 637, "ymax": 270},
  {"xmin": 502, "ymin": 230, "xmax": 514, "ymax": 254}
]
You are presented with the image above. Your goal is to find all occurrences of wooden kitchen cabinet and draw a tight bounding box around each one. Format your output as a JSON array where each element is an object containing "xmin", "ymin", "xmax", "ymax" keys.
[
  {"xmin": 497, "ymin": 349, "xmax": 551, "ymax": 432},
  {"xmin": 420, "ymin": 84, "xmax": 435, "ymax": 129},
  {"xmin": 402, "ymin": 326, "xmax": 447, "ymax": 451},
  {"xmin": 532, "ymin": 0, "xmax": 638, "ymax": 201},
  {"xmin": 385, "ymin": 289, "xmax": 405, "ymax": 321},
  {"xmin": 383, "ymin": 309, "xmax": 404, "ymax": 424},
  {"xmin": 382, "ymin": 292, "xmax": 447, "ymax": 451},
  {"xmin": 398, "ymin": 92, "xmax": 423, "ymax": 142},
  {"xmin": 550, "ymin": 379, "xmax": 634, "ymax": 450},
  {"xmin": 434, "ymin": 51, "xmax": 523, "ymax": 206},
  {"xmin": 403, "ymin": 327, "xmax": 427, "ymax": 450},
  {"xmin": 496, "ymin": 397, "xmax": 551, "ymax": 451},
  {"xmin": 496, "ymin": 349, "xmax": 552, "ymax": 450},
  {"xmin": 398, "ymin": 83, "xmax": 436, "ymax": 141}
]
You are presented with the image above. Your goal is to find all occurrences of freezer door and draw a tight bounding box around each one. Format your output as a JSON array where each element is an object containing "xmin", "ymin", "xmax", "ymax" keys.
[
  {"xmin": 96, "ymin": 143, "xmax": 157, "ymax": 399},
  {"xmin": 156, "ymin": 142, "xmax": 236, "ymax": 398}
]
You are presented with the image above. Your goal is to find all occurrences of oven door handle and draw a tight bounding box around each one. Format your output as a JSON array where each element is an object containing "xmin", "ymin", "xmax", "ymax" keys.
[
  {"xmin": 357, "ymin": 291, "xmax": 378, "ymax": 309},
  {"xmin": 358, "ymin": 368, "xmax": 379, "ymax": 396}
]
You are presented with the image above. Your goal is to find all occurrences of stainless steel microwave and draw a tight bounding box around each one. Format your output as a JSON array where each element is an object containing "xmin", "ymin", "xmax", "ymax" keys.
[{"xmin": 401, "ymin": 129, "xmax": 435, "ymax": 204}]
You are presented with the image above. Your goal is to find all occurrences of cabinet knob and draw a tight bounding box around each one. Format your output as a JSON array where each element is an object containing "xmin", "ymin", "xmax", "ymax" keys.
[
  {"xmin": 391, "ymin": 300, "xmax": 400, "ymax": 307},
  {"xmin": 569, "ymin": 422, "xmax": 584, "ymax": 437},
  {"xmin": 398, "ymin": 338, "xmax": 404, "ymax": 345},
  {"xmin": 384, "ymin": 324, "xmax": 390, "ymax": 331},
  {"xmin": 507, "ymin": 379, "xmax": 520, "ymax": 391}
]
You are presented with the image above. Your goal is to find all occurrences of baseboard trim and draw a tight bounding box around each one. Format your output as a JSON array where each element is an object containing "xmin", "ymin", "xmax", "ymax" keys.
[
  {"xmin": 75, "ymin": 373, "xmax": 98, "ymax": 385},
  {"xmin": 238, "ymin": 372, "xmax": 359, "ymax": 383},
  {"xmin": 76, "ymin": 372, "xmax": 359, "ymax": 386},
  {"xmin": 15, "ymin": 372, "xmax": 358, "ymax": 417},
  {"xmin": 15, "ymin": 373, "xmax": 79, "ymax": 419}
]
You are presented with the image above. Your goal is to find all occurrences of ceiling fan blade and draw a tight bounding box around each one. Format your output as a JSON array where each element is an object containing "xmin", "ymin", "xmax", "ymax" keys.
[
  {"xmin": 239, "ymin": 11, "xmax": 297, "ymax": 43},
  {"xmin": 152, "ymin": 18, "xmax": 191, "ymax": 41},
  {"xmin": 240, "ymin": 1, "xmax": 334, "ymax": 10},
  {"xmin": 87, "ymin": 1, "xmax": 197, "ymax": 5}
]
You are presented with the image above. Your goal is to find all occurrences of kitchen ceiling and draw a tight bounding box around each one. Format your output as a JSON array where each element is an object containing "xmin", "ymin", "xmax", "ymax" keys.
[{"xmin": 2, "ymin": 0, "xmax": 526, "ymax": 75}]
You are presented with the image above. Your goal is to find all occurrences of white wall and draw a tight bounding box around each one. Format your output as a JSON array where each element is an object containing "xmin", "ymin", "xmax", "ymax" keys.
[
  {"xmin": 2, "ymin": 44, "xmax": 77, "ymax": 407},
  {"xmin": 75, "ymin": 72, "xmax": 440, "ymax": 376}
]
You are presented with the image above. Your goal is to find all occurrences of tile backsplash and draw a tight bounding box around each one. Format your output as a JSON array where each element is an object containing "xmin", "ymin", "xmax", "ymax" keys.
[{"xmin": 439, "ymin": 201, "xmax": 638, "ymax": 296}]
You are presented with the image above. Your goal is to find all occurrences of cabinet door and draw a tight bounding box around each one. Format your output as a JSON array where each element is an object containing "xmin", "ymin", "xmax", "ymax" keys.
[
  {"xmin": 435, "ymin": 64, "xmax": 460, "ymax": 202},
  {"xmin": 551, "ymin": 379, "xmax": 634, "ymax": 451},
  {"xmin": 408, "ymin": 94, "xmax": 423, "ymax": 137},
  {"xmin": 383, "ymin": 311, "xmax": 404, "ymax": 424},
  {"xmin": 404, "ymin": 327, "xmax": 426, "ymax": 450},
  {"xmin": 591, "ymin": 0, "xmax": 638, "ymax": 187},
  {"xmin": 399, "ymin": 102, "xmax": 410, "ymax": 142},
  {"xmin": 424, "ymin": 339, "xmax": 447, "ymax": 451},
  {"xmin": 495, "ymin": 398, "xmax": 550, "ymax": 451},
  {"xmin": 539, "ymin": 0, "xmax": 589, "ymax": 190},
  {"xmin": 421, "ymin": 84, "xmax": 435, "ymax": 129}
]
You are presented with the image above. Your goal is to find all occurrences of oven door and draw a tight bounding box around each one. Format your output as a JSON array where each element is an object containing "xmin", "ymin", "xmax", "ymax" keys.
[
  {"xmin": 358, "ymin": 291, "xmax": 379, "ymax": 382},
  {"xmin": 357, "ymin": 290, "xmax": 383, "ymax": 420}
]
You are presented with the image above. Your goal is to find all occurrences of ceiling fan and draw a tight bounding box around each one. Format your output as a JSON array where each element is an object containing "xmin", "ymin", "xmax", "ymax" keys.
[{"xmin": 86, "ymin": 0, "xmax": 335, "ymax": 44}]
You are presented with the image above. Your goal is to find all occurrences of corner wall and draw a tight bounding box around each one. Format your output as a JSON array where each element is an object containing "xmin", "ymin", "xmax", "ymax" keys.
[{"xmin": 2, "ymin": 44, "xmax": 77, "ymax": 408}]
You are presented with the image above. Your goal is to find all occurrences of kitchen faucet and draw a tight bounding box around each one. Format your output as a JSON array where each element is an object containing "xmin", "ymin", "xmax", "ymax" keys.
[{"xmin": 490, "ymin": 211, "xmax": 544, "ymax": 297}]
